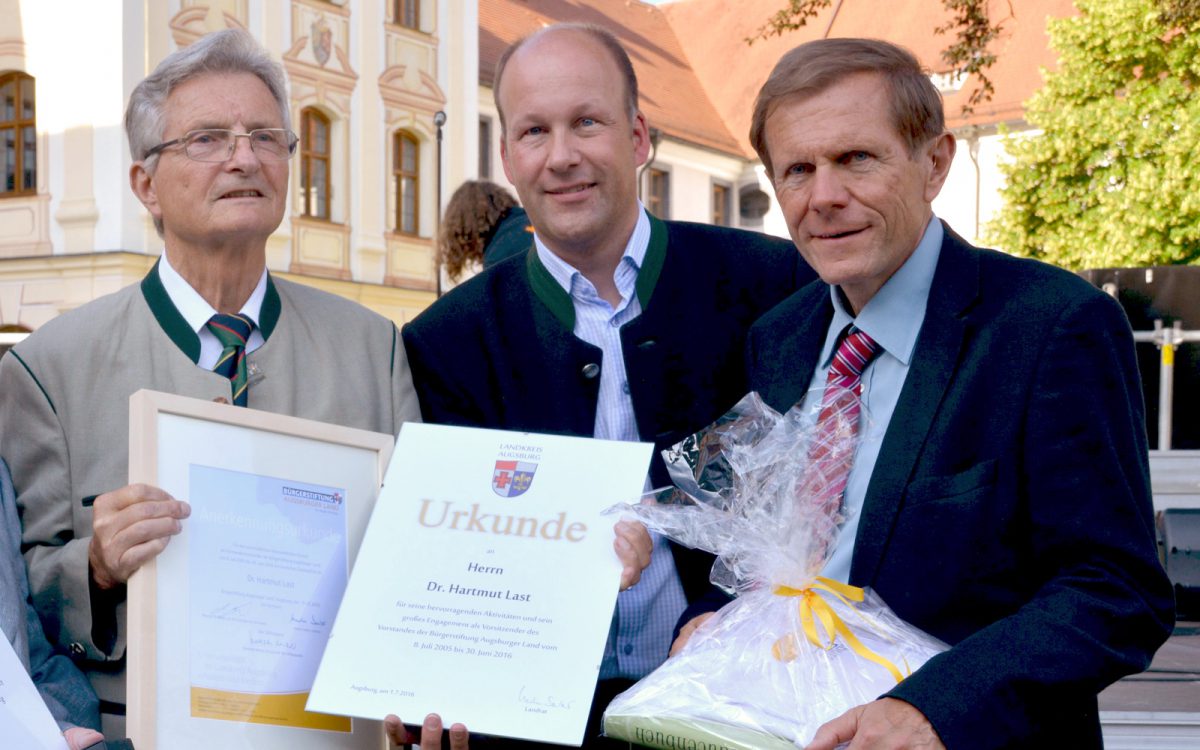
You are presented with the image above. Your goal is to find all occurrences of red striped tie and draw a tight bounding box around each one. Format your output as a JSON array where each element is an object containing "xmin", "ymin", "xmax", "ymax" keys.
[{"xmin": 805, "ymin": 326, "xmax": 881, "ymax": 524}]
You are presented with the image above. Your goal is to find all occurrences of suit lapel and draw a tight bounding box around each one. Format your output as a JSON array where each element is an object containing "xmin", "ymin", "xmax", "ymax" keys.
[
  {"xmin": 850, "ymin": 225, "xmax": 981, "ymax": 585},
  {"xmin": 753, "ymin": 281, "xmax": 834, "ymax": 412}
]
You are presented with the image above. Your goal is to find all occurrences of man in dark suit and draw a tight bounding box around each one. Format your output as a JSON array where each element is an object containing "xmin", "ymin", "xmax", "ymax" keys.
[
  {"xmin": 736, "ymin": 38, "xmax": 1175, "ymax": 749},
  {"xmin": 402, "ymin": 23, "xmax": 811, "ymax": 747}
]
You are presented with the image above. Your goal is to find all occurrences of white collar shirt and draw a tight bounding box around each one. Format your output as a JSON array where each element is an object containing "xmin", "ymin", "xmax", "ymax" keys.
[{"xmin": 157, "ymin": 251, "xmax": 267, "ymax": 371}]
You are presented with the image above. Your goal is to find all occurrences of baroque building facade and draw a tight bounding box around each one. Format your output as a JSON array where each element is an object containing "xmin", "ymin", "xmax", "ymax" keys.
[
  {"xmin": 0, "ymin": 0, "xmax": 477, "ymax": 340},
  {"xmin": 1, "ymin": 0, "xmax": 1076, "ymax": 349}
]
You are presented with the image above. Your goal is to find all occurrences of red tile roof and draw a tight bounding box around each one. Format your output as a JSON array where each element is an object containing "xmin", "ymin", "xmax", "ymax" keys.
[
  {"xmin": 481, "ymin": 0, "xmax": 1078, "ymax": 159},
  {"xmin": 480, "ymin": 0, "xmax": 743, "ymax": 156},
  {"xmin": 661, "ymin": 0, "xmax": 1079, "ymax": 154}
]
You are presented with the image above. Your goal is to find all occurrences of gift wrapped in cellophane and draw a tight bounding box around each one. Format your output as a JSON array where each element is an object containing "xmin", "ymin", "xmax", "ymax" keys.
[{"xmin": 602, "ymin": 391, "xmax": 948, "ymax": 750}]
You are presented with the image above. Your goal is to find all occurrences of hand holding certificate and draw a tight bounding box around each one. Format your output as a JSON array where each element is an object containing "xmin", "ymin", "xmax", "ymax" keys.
[
  {"xmin": 0, "ymin": 635, "xmax": 70, "ymax": 750},
  {"xmin": 308, "ymin": 423, "xmax": 653, "ymax": 746}
]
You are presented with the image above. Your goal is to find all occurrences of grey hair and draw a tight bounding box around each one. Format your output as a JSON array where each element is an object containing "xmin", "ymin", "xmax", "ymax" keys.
[{"xmin": 125, "ymin": 28, "xmax": 291, "ymax": 169}]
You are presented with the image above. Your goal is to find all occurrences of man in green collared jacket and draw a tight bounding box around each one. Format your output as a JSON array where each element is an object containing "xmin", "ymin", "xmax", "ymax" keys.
[
  {"xmin": 401, "ymin": 24, "xmax": 814, "ymax": 748},
  {"xmin": 0, "ymin": 29, "xmax": 420, "ymax": 737}
]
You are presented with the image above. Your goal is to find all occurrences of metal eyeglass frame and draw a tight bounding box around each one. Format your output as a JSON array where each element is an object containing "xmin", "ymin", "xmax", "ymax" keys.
[{"xmin": 143, "ymin": 128, "xmax": 300, "ymax": 162}]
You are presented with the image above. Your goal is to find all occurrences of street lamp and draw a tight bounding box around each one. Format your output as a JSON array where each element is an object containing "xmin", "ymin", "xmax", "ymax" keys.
[{"xmin": 433, "ymin": 110, "xmax": 447, "ymax": 297}]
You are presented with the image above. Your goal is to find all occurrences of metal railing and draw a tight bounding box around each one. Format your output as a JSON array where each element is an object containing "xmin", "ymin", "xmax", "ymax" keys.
[{"xmin": 1132, "ymin": 320, "xmax": 1200, "ymax": 450}]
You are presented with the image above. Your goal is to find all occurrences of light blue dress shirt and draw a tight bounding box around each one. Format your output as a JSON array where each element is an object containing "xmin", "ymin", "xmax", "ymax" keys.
[
  {"xmin": 795, "ymin": 217, "xmax": 943, "ymax": 583},
  {"xmin": 535, "ymin": 206, "xmax": 689, "ymax": 680}
]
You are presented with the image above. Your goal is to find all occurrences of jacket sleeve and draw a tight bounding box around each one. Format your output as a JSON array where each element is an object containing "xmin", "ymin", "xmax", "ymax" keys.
[
  {"xmin": 886, "ymin": 292, "xmax": 1175, "ymax": 749},
  {"xmin": 3, "ymin": 458, "xmax": 101, "ymax": 731},
  {"xmin": 389, "ymin": 324, "xmax": 424, "ymax": 430},
  {"xmin": 0, "ymin": 351, "xmax": 124, "ymax": 664},
  {"xmin": 401, "ymin": 319, "xmax": 489, "ymax": 427},
  {"xmin": 26, "ymin": 592, "xmax": 102, "ymax": 731}
]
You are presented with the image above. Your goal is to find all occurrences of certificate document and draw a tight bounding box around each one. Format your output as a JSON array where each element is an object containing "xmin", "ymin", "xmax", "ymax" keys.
[
  {"xmin": 308, "ymin": 423, "xmax": 653, "ymax": 746},
  {"xmin": 188, "ymin": 466, "xmax": 350, "ymax": 731},
  {"xmin": 0, "ymin": 633, "xmax": 69, "ymax": 750}
]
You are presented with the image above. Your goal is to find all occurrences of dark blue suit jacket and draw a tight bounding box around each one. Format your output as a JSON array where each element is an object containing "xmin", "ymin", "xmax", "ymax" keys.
[
  {"xmin": 403, "ymin": 215, "xmax": 813, "ymax": 604},
  {"xmin": 747, "ymin": 225, "xmax": 1174, "ymax": 749},
  {"xmin": 481, "ymin": 206, "xmax": 533, "ymax": 269}
]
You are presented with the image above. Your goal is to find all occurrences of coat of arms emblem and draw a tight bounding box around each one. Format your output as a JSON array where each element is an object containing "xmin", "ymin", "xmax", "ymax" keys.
[
  {"xmin": 492, "ymin": 460, "xmax": 537, "ymax": 498},
  {"xmin": 311, "ymin": 19, "xmax": 333, "ymax": 67}
]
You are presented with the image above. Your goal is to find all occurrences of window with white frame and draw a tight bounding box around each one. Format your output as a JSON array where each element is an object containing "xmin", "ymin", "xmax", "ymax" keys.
[
  {"xmin": 300, "ymin": 107, "xmax": 332, "ymax": 220},
  {"xmin": 1, "ymin": 72, "xmax": 36, "ymax": 197}
]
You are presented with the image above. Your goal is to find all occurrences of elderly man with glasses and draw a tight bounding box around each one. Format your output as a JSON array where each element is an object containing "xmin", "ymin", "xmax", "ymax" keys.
[{"xmin": 0, "ymin": 29, "xmax": 421, "ymax": 738}]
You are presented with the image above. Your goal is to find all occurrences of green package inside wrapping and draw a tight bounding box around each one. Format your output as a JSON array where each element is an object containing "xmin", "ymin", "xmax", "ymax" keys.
[{"xmin": 603, "ymin": 714, "xmax": 798, "ymax": 750}]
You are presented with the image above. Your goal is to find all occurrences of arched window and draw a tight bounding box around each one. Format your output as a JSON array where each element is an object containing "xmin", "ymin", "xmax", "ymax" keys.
[
  {"xmin": 1, "ymin": 72, "xmax": 36, "ymax": 197},
  {"xmin": 394, "ymin": 0, "xmax": 419, "ymax": 30},
  {"xmin": 300, "ymin": 108, "xmax": 331, "ymax": 220},
  {"xmin": 394, "ymin": 130, "xmax": 419, "ymax": 236}
]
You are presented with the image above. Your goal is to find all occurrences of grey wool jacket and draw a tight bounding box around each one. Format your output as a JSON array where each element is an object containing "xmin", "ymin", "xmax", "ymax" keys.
[{"xmin": 0, "ymin": 264, "xmax": 420, "ymax": 707}]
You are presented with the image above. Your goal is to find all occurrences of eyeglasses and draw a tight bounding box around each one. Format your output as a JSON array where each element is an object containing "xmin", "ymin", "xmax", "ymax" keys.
[{"xmin": 144, "ymin": 128, "xmax": 299, "ymax": 162}]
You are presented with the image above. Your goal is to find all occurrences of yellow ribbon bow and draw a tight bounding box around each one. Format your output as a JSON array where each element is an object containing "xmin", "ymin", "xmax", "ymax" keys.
[{"xmin": 771, "ymin": 577, "xmax": 907, "ymax": 683}]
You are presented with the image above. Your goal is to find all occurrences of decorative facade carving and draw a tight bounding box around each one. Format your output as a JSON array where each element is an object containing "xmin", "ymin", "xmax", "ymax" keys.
[
  {"xmin": 168, "ymin": 1, "xmax": 249, "ymax": 47},
  {"xmin": 379, "ymin": 17, "xmax": 443, "ymax": 289}
]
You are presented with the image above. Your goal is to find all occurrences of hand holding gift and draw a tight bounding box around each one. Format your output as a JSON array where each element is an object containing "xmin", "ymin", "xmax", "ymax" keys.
[{"xmin": 602, "ymin": 391, "xmax": 948, "ymax": 749}]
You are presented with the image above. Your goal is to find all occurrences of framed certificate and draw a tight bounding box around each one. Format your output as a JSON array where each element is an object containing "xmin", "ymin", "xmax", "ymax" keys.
[{"xmin": 125, "ymin": 390, "xmax": 393, "ymax": 750}]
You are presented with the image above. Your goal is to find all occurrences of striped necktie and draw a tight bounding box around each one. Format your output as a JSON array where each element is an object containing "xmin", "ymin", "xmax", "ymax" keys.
[
  {"xmin": 805, "ymin": 326, "xmax": 882, "ymax": 520},
  {"xmin": 206, "ymin": 313, "xmax": 254, "ymax": 407}
]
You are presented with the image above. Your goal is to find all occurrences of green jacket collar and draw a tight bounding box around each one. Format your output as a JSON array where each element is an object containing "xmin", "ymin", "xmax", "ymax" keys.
[
  {"xmin": 141, "ymin": 259, "xmax": 281, "ymax": 363},
  {"xmin": 526, "ymin": 211, "xmax": 668, "ymax": 330}
]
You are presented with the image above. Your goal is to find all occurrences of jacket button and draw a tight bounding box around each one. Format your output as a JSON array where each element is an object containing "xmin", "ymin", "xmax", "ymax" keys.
[{"xmin": 581, "ymin": 363, "xmax": 601, "ymax": 379}]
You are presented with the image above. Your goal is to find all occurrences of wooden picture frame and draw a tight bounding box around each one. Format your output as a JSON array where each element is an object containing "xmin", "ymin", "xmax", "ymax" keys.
[{"xmin": 126, "ymin": 390, "xmax": 393, "ymax": 750}]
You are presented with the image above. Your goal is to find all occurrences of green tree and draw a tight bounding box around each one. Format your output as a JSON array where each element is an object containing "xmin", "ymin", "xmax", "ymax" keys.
[
  {"xmin": 750, "ymin": 0, "xmax": 1008, "ymax": 115},
  {"xmin": 986, "ymin": 0, "xmax": 1200, "ymax": 268}
]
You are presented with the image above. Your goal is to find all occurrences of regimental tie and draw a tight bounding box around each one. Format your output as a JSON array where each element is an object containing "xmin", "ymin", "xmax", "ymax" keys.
[
  {"xmin": 206, "ymin": 313, "xmax": 254, "ymax": 407},
  {"xmin": 805, "ymin": 325, "xmax": 882, "ymax": 520}
]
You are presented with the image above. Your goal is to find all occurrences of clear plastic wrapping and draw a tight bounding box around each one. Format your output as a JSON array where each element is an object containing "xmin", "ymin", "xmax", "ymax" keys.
[{"xmin": 602, "ymin": 391, "xmax": 948, "ymax": 749}]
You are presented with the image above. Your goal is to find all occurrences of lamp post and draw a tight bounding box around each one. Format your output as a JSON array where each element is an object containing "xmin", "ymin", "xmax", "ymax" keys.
[{"xmin": 433, "ymin": 110, "xmax": 447, "ymax": 297}]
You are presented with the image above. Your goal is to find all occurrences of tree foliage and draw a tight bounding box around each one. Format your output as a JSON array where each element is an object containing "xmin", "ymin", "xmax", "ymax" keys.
[
  {"xmin": 748, "ymin": 0, "xmax": 1010, "ymax": 115},
  {"xmin": 986, "ymin": 0, "xmax": 1200, "ymax": 268}
]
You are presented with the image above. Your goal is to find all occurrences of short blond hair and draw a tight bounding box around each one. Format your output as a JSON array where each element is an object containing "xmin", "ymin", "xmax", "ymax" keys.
[{"xmin": 493, "ymin": 23, "xmax": 638, "ymax": 136}]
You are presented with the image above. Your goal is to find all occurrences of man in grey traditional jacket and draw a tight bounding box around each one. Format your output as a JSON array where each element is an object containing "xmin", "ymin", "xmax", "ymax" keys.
[{"xmin": 0, "ymin": 29, "xmax": 421, "ymax": 736}]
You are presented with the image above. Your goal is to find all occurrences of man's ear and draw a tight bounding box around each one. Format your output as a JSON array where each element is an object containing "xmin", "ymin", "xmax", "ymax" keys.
[
  {"xmin": 923, "ymin": 132, "xmax": 956, "ymax": 203},
  {"xmin": 129, "ymin": 161, "xmax": 163, "ymax": 223},
  {"xmin": 500, "ymin": 136, "xmax": 515, "ymax": 185},
  {"xmin": 632, "ymin": 111, "xmax": 651, "ymax": 168}
]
